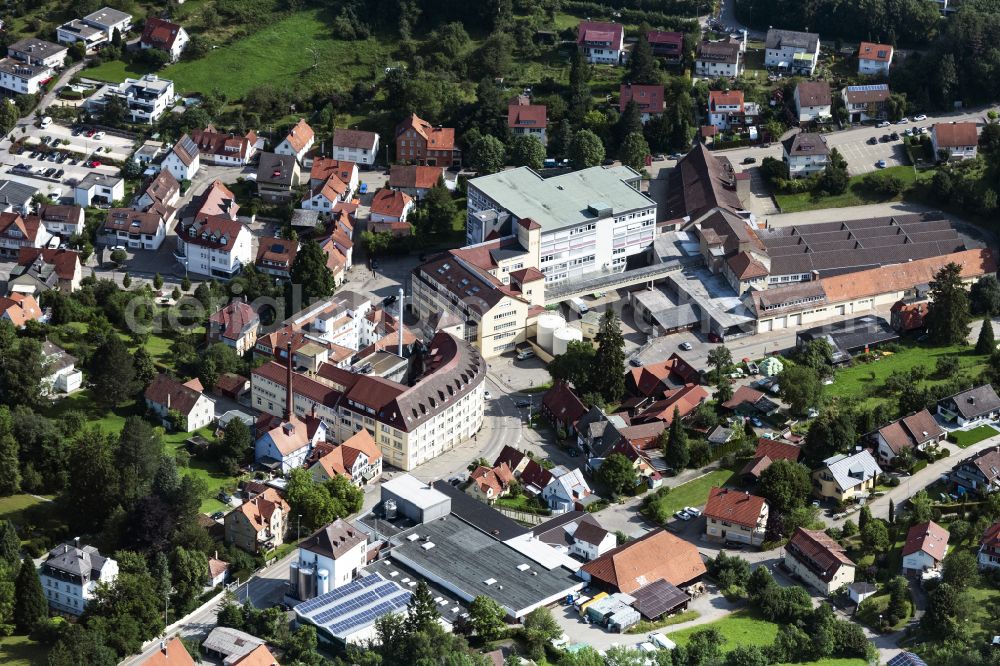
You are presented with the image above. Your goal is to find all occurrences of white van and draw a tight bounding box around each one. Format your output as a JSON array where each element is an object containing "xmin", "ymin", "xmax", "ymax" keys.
[
  {"xmin": 40, "ymin": 116, "xmax": 52, "ymax": 129},
  {"xmin": 649, "ymin": 632, "xmax": 676, "ymax": 650},
  {"xmin": 568, "ymin": 297, "xmax": 589, "ymax": 315}
]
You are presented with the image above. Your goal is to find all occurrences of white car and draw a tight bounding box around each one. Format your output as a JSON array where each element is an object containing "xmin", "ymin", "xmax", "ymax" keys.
[
  {"xmin": 679, "ymin": 341, "xmax": 693, "ymax": 351},
  {"xmin": 877, "ymin": 121, "xmax": 890, "ymax": 128},
  {"xmin": 484, "ymin": 390, "xmax": 492, "ymax": 400},
  {"xmin": 684, "ymin": 506, "xmax": 702, "ymax": 517},
  {"xmin": 674, "ymin": 510, "xmax": 692, "ymax": 521},
  {"xmin": 896, "ymin": 117, "xmax": 909, "ymax": 124},
  {"xmin": 93, "ymin": 131, "xmax": 105, "ymax": 140},
  {"xmin": 913, "ymin": 114, "xmax": 927, "ymax": 121}
]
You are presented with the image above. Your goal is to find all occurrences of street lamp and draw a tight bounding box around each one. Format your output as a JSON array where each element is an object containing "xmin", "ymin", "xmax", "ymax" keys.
[{"xmin": 297, "ymin": 514, "xmax": 302, "ymax": 541}]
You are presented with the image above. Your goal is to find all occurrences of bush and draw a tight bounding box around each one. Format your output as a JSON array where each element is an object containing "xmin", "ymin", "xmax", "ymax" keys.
[{"xmin": 911, "ymin": 459, "xmax": 928, "ymax": 473}]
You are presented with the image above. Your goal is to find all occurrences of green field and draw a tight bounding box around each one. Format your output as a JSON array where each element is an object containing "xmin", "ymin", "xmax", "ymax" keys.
[
  {"xmin": 83, "ymin": 59, "xmax": 157, "ymax": 83},
  {"xmin": 666, "ymin": 610, "xmax": 779, "ymax": 651},
  {"xmin": 161, "ymin": 9, "xmax": 394, "ymax": 98},
  {"xmin": 645, "ymin": 469, "xmax": 735, "ymax": 518},
  {"xmin": 823, "ymin": 342, "xmax": 988, "ymax": 409},
  {"xmin": 163, "ymin": 427, "xmax": 243, "ymax": 513},
  {"xmin": 775, "ymin": 166, "xmax": 932, "ymax": 213},
  {"xmin": 948, "ymin": 424, "xmax": 998, "ymax": 447},
  {"xmin": 0, "ymin": 495, "xmax": 48, "ymax": 523},
  {"xmin": 0, "ymin": 635, "xmax": 47, "ymax": 666}
]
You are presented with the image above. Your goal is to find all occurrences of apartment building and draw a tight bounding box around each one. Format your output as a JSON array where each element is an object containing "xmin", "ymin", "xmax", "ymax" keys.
[
  {"xmin": 508, "ymin": 101, "xmax": 548, "ymax": 145},
  {"xmin": 782, "ymin": 133, "xmax": 829, "ymax": 178},
  {"xmin": 703, "ymin": 487, "xmax": 769, "ymax": 546},
  {"xmin": 858, "ymin": 41, "xmax": 893, "ymax": 75},
  {"xmin": 932, "ymin": 122, "xmax": 979, "ymax": 161},
  {"xmin": 39, "ymin": 541, "xmax": 118, "ymax": 616},
  {"xmin": 577, "ymin": 21, "xmax": 625, "ymax": 64},
  {"xmin": 331, "ymin": 128, "xmax": 380, "ymax": 167},
  {"xmin": 694, "ymin": 41, "xmax": 743, "ymax": 78},
  {"xmin": 57, "ymin": 7, "xmax": 132, "ymax": 50},
  {"xmin": 139, "ymin": 17, "xmax": 189, "ymax": 61},
  {"xmin": 395, "ymin": 114, "xmax": 460, "ymax": 167},
  {"xmin": 100, "ymin": 74, "xmax": 175, "ymax": 123},
  {"xmin": 619, "ymin": 84, "xmax": 665, "ymax": 123},
  {"xmin": 251, "ymin": 331, "xmax": 486, "ymax": 471},
  {"xmin": 842, "ymin": 84, "xmax": 890, "ymax": 123},
  {"xmin": 764, "ymin": 28, "xmax": 820, "ymax": 75},
  {"xmin": 0, "ymin": 58, "xmax": 48, "ymax": 94},
  {"xmin": 794, "ymin": 81, "xmax": 832, "ymax": 123},
  {"xmin": 8, "ymin": 38, "xmax": 67, "ymax": 70}
]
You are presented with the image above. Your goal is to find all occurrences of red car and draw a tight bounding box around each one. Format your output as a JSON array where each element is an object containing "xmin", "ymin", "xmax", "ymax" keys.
[
  {"xmin": 86, "ymin": 129, "xmax": 96, "ymax": 137},
  {"xmin": 87, "ymin": 160, "xmax": 101, "ymax": 168}
]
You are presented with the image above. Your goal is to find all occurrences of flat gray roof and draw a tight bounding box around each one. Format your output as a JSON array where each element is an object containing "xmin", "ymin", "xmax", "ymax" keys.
[
  {"xmin": 468, "ymin": 166, "xmax": 655, "ymax": 233},
  {"xmin": 389, "ymin": 518, "xmax": 583, "ymax": 618},
  {"xmin": 381, "ymin": 474, "xmax": 449, "ymax": 510}
]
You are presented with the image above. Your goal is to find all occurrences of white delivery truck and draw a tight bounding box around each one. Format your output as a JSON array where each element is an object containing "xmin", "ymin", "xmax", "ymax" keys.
[{"xmin": 568, "ymin": 297, "xmax": 589, "ymax": 315}]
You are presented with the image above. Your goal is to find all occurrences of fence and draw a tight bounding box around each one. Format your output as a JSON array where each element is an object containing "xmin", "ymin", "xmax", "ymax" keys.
[{"xmin": 495, "ymin": 506, "xmax": 550, "ymax": 525}]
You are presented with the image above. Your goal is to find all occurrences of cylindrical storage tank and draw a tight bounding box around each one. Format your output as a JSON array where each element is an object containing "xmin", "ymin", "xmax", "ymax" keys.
[
  {"xmin": 384, "ymin": 498, "xmax": 397, "ymax": 520},
  {"xmin": 316, "ymin": 569, "xmax": 330, "ymax": 597},
  {"xmin": 553, "ymin": 327, "xmax": 583, "ymax": 356},
  {"xmin": 537, "ymin": 313, "xmax": 565, "ymax": 354},
  {"xmin": 289, "ymin": 562, "xmax": 300, "ymax": 598},
  {"xmin": 299, "ymin": 567, "xmax": 314, "ymax": 601}
]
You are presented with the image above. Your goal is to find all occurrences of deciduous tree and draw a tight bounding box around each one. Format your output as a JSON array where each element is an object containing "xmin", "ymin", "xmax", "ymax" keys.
[
  {"xmin": 598, "ymin": 452, "xmax": 637, "ymax": 496},
  {"xmin": 757, "ymin": 460, "xmax": 811, "ymax": 514},
  {"xmin": 569, "ymin": 129, "xmax": 605, "ymax": 169},
  {"xmin": 290, "ymin": 239, "xmax": 336, "ymax": 306},
  {"xmin": 468, "ymin": 595, "xmax": 506, "ymax": 640},
  {"xmin": 508, "ymin": 135, "xmax": 546, "ymax": 170}
]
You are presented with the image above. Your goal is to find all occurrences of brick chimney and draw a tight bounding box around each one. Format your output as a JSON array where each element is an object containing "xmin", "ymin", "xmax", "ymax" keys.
[{"xmin": 286, "ymin": 341, "xmax": 294, "ymax": 421}]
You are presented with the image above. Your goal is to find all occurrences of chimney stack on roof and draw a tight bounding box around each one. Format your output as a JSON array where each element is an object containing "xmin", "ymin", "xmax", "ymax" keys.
[{"xmin": 286, "ymin": 341, "xmax": 294, "ymax": 421}]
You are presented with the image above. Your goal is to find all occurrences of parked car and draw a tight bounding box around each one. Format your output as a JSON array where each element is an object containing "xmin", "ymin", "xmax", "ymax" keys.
[
  {"xmin": 896, "ymin": 117, "xmax": 909, "ymax": 124},
  {"xmin": 674, "ymin": 510, "xmax": 692, "ymax": 521},
  {"xmin": 877, "ymin": 121, "xmax": 891, "ymax": 128},
  {"xmin": 382, "ymin": 294, "xmax": 397, "ymax": 306},
  {"xmin": 867, "ymin": 136, "xmax": 878, "ymax": 145},
  {"xmin": 87, "ymin": 160, "xmax": 102, "ymax": 168},
  {"xmin": 742, "ymin": 157, "xmax": 757, "ymax": 164},
  {"xmin": 86, "ymin": 129, "xmax": 96, "ymax": 137},
  {"xmin": 876, "ymin": 160, "xmax": 887, "ymax": 168},
  {"xmin": 750, "ymin": 416, "xmax": 763, "ymax": 427},
  {"xmin": 913, "ymin": 114, "xmax": 927, "ymax": 121},
  {"xmin": 684, "ymin": 506, "xmax": 702, "ymax": 517},
  {"xmin": 515, "ymin": 399, "xmax": 531, "ymax": 408},
  {"xmin": 93, "ymin": 131, "xmax": 105, "ymax": 140},
  {"xmin": 679, "ymin": 341, "xmax": 693, "ymax": 351},
  {"xmin": 879, "ymin": 134, "xmax": 891, "ymax": 143},
  {"xmin": 890, "ymin": 132, "xmax": 900, "ymax": 140},
  {"xmin": 567, "ymin": 448, "xmax": 579, "ymax": 458},
  {"xmin": 629, "ymin": 357, "xmax": 643, "ymax": 367}
]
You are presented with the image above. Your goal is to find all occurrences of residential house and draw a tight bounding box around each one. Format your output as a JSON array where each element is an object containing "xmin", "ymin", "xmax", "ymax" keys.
[
  {"xmin": 295, "ymin": 519, "xmax": 368, "ymax": 596},
  {"xmin": 369, "ymin": 189, "xmax": 414, "ymax": 235},
  {"xmin": 873, "ymin": 409, "xmax": 945, "ymax": 465},
  {"xmin": 467, "ymin": 462, "xmax": 515, "ymax": 503},
  {"xmin": 783, "ymin": 527, "xmax": 856, "ymax": 594},
  {"xmin": 625, "ymin": 354, "xmax": 700, "ymax": 399},
  {"xmin": 794, "ymin": 81, "xmax": 832, "ymax": 123},
  {"xmin": 579, "ymin": 528, "xmax": 707, "ymax": 593},
  {"xmin": 708, "ymin": 89, "xmax": 745, "ymax": 131},
  {"xmin": 542, "ymin": 466, "xmax": 594, "ymax": 512},
  {"xmin": 0, "ymin": 293, "xmax": 42, "ymax": 327},
  {"xmin": 648, "ymin": 30, "xmax": 684, "ymax": 63},
  {"xmin": 225, "ymin": 487, "xmax": 289, "ymax": 554},
  {"xmin": 163, "ymin": 134, "xmax": 200, "ymax": 181},
  {"xmin": 275, "ymin": 118, "xmax": 315, "ymax": 164},
  {"xmin": 937, "ymin": 384, "xmax": 1000, "ymax": 426},
  {"xmin": 931, "ymin": 122, "xmax": 979, "ymax": 161},
  {"xmin": 858, "ymin": 41, "xmax": 893, "ymax": 75},
  {"xmin": 704, "ymin": 487, "xmax": 769, "ymax": 546},
  {"xmin": 104, "ymin": 208, "xmax": 165, "ymax": 250},
  {"xmin": 37, "ymin": 204, "xmax": 84, "ymax": 237},
  {"xmin": 782, "ymin": 133, "xmax": 829, "ymax": 178},
  {"xmin": 201, "ymin": 627, "xmax": 265, "ymax": 664},
  {"xmin": 75, "ymin": 172, "xmax": 124, "ymax": 207},
  {"xmin": 137, "ymin": 636, "xmax": 194, "ymax": 666},
  {"xmin": 388, "ymin": 165, "xmax": 442, "ymax": 202},
  {"xmin": 764, "ymin": 28, "xmax": 820, "ymax": 75},
  {"xmin": 8, "ymin": 38, "xmax": 67, "ymax": 70},
  {"xmin": 135, "ymin": 170, "xmax": 181, "ymax": 224},
  {"xmin": 302, "ymin": 158, "xmax": 359, "ymax": 212},
  {"xmin": 255, "ymin": 414, "xmax": 328, "ymax": 475},
  {"xmin": 332, "ymin": 128, "xmax": 380, "ymax": 167},
  {"xmin": 256, "ymin": 236, "xmax": 299, "ymax": 279},
  {"xmin": 308, "ymin": 429, "xmax": 383, "ymax": 486},
  {"xmin": 978, "ymin": 521, "xmax": 1000, "ymax": 571},
  {"xmin": 94, "ymin": 74, "xmax": 175, "ymax": 124},
  {"xmin": 395, "ymin": 113, "xmax": 460, "ymax": 167},
  {"xmin": 694, "ymin": 41, "xmax": 743, "ymax": 78},
  {"xmin": 176, "ymin": 181, "xmax": 251, "ymax": 279},
  {"xmin": 39, "ymin": 541, "xmax": 118, "ymax": 616},
  {"xmin": 144, "ymin": 373, "xmax": 216, "ymax": 432},
  {"xmin": 0, "ymin": 213, "xmax": 52, "ymax": 257},
  {"xmin": 620, "ymin": 84, "xmax": 665, "ymax": 123},
  {"xmin": 508, "ymin": 101, "xmax": 548, "ymax": 145},
  {"xmin": 630, "ymin": 384, "xmax": 710, "ymax": 426},
  {"xmin": 531, "ymin": 511, "xmax": 616, "ymax": 560},
  {"xmin": 0, "ymin": 180, "xmax": 38, "ymax": 215},
  {"xmin": 132, "ymin": 139, "xmax": 164, "ymax": 167},
  {"xmin": 577, "ymin": 20, "xmax": 625, "ymax": 65},
  {"xmin": 56, "ymin": 7, "xmax": 132, "ymax": 50},
  {"xmin": 541, "ymin": 381, "xmax": 588, "ymax": 436},
  {"xmin": 721, "ymin": 385, "xmax": 779, "ymax": 416},
  {"xmin": 139, "ymin": 17, "xmax": 188, "ymax": 61},
  {"xmin": 569, "ymin": 521, "xmax": 617, "ymax": 561},
  {"xmin": 9, "ymin": 248, "xmax": 82, "ymax": 294},
  {"xmin": 208, "ymin": 301, "xmax": 260, "ymax": 354},
  {"xmin": 40, "ymin": 340, "xmax": 83, "ymax": 395},
  {"xmin": 890, "ymin": 299, "xmax": 928, "ymax": 333},
  {"xmin": 812, "ymin": 451, "xmax": 883, "ymax": 502},
  {"xmin": 256, "ymin": 152, "xmax": 301, "ymax": 203},
  {"xmin": 739, "ymin": 439, "xmax": 802, "ymax": 482},
  {"xmin": 902, "ymin": 520, "xmax": 950, "ymax": 577},
  {"xmin": 207, "ymin": 556, "xmax": 229, "ymax": 587},
  {"xmin": 0, "ymin": 58, "xmax": 48, "ymax": 95},
  {"xmin": 949, "ymin": 446, "xmax": 1000, "ymax": 494},
  {"xmin": 842, "ymin": 84, "xmax": 890, "ymax": 123},
  {"xmin": 190, "ymin": 126, "xmax": 259, "ymax": 166}
]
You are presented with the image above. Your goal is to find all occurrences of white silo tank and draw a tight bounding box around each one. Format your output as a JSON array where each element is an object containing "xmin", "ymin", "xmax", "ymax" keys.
[
  {"xmin": 316, "ymin": 569, "xmax": 330, "ymax": 596},
  {"xmin": 552, "ymin": 326, "xmax": 583, "ymax": 356},
  {"xmin": 289, "ymin": 562, "xmax": 300, "ymax": 598},
  {"xmin": 537, "ymin": 313, "xmax": 565, "ymax": 354}
]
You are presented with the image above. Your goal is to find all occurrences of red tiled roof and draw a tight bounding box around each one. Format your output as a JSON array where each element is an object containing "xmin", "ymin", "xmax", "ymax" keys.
[
  {"xmin": 396, "ymin": 113, "xmax": 456, "ymax": 151},
  {"xmin": 704, "ymin": 487, "xmax": 767, "ymax": 528},
  {"xmin": 620, "ymin": 84, "xmax": 665, "ymax": 114},
  {"xmin": 333, "ymin": 128, "xmax": 378, "ymax": 150},
  {"xmin": 981, "ymin": 521, "xmax": 1000, "ymax": 550},
  {"xmin": 192, "ymin": 180, "xmax": 239, "ymax": 220},
  {"xmin": 178, "ymin": 214, "xmax": 245, "ymax": 252},
  {"xmin": 933, "ymin": 122, "xmax": 978, "ymax": 148},
  {"xmin": 627, "ymin": 353, "xmax": 700, "ymax": 398},
  {"xmin": 370, "ymin": 188, "xmax": 412, "ymax": 218},
  {"xmin": 16, "ymin": 248, "xmax": 80, "ymax": 281},
  {"xmin": 0, "ymin": 212, "xmax": 43, "ymax": 242},
  {"xmin": 647, "ymin": 30, "xmax": 683, "ymax": 47},
  {"xmin": 577, "ymin": 21, "xmax": 623, "ymax": 46},
  {"xmin": 877, "ymin": 409, "xmax": 943, "ymax": 455},
  {"xmin": 902, "ymin": 520, "xmax": 949, "ymax": 560},
  {"xmin": 542, "ymin": 382, "xmax": 588, "ymax": 427},
  {"xmin": 310, "ymin": 157, "xmax": 356, "ymax": 187},
  {"xmin": 283, "ymin": 118, "xmax": 314, "ymax": 154},
  {"xmin": 138, "ymin": 637, "xmax": 194, "ymax": 666},
  {"xmin": 728, "ymin": 251, "xmax": 770, "ymax": 280},
  {"xmin": 709, "ymin": 89, "xmax": 744, "ymax": 110},
  {"xmin": 190, "ymin": 126, "xmax": 257, "ymax": 160},
  {"xmin": 786, "ymin": 528, "xmax": 854, "ymax": 582},
  {"xmin": 796, "ymin": 80, "xmax": 832, "ymax": 107},
  {"xmin": 580, "ymin": 528, "xmax": 706, "ymax": 593},
  {"xmin": 510, "ymin": 267, "xmax": 545, "ymax": 284},
  {"xmin": 858, "ymin": 41, "xmax": 893, "ymax": 62},
  {"xmin": 209, "ymin": 301, "xmax": 258, "ymax": 341},
  {"xmin": 633, "ymin": 384, "xmax": 709, "ymax": 424},
  {"xmin": 389, "ymin": 165, "xmax": 442, "ymax": 190},
  {"xmin": 891, "ymin": 300, "xmax": 928, "ymax": 331},
  {"xmin": 722, "ymin": 385, "xmax": 766, "ymax": 410},
  {"xmin": 0, "ymin": 293, "xmax": 41, "ymax": 327},
  {"xmin": 755, "ymin": 439, "xmax": 802, "ymax": 462},
  {"xmin": 105, "ymin": 208, "xmax": 162, "ymax": 235},
  {"xmin": 507, "ymin": 103, "xmax": 547, "ymax": 129},
  {"xmin": 141, "ymin": 17, "xmax": 184, "ymax": 50},
  {"xmin": 144, "ymin": 373, "xmax": 204, "ymax": 415},
  {"xmin": 255, "ymin": 236, "xmax": 298, "ymax": 271}
]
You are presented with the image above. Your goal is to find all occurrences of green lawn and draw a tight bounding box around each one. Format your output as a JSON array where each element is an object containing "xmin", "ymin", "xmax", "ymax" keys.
[
  {"xmin": 666, "ymin": 610, "xmax": 779, "ymax": 651},
  {"xmin": 163, "ymin": 427, "xmax": 244, "ymax": 513},
  {"xmin": 823, "ymin": 342, "xmax": 988, "ymax": 410},
  {"xmin": 626, "ymin": 610, "xmax": 700, "ymax": 634},
  {"xmin": 0, "ymin": 635, "xmax": 47, "ymax": 666},
  {"xmin": 646, "ymin": 469, "xmax": 735, "ymax": 518},
  {"xmin": 948, "ymin": 424, "xmax": 999, "ymax": 447},
  {"xmin": 83, "ymin": 59, "xmax": 157, "ymax": 83},
  {"xmin": 161, "ymin": 9, "xmax": 395, "ymax": 98},
  {"xmin": 0, "ymin": 495, "xmax": 47, "ymax": 523},
  {"xmin": 774, "ymin": 166, "xmax": 932, "ymax": 213}
]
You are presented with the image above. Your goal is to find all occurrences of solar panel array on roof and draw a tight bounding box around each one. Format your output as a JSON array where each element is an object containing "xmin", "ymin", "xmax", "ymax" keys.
[
  {"xmin": 887, "ymin": 653, "xmax": 928, "ymax": 666},
  {"xmin": 294, "ymin": 573, "xmax": 412, "ymax": 642},
  {"xmin": 631, "ymin": 578, "xmax": 690, "ymax": 619},
  {"xmin": 846, "ymin": 84, "xmax": 889, "ymax": 93}
]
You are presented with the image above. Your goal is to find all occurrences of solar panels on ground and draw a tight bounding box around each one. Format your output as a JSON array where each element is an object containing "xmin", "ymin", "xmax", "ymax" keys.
[{"xmin": 886, "ymin": 653, "xmax": 928, "ymax": 666}]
